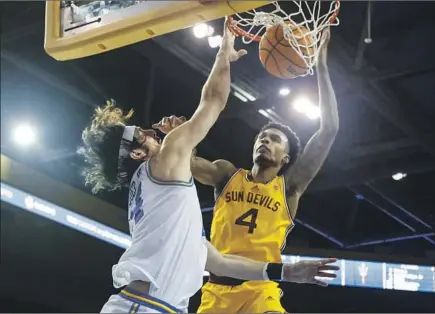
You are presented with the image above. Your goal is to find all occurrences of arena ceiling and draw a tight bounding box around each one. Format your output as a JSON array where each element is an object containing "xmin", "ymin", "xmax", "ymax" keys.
[{"xmin": 1, "ymin": 1, "xmax": 435, "ymax": 261}]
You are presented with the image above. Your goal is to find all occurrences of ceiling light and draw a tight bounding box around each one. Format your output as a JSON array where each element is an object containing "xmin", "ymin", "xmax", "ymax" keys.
[
  {"xmin": 13, "ymin": 124, "xmax": 36, "ymax": 147},
  {"xmin": 392, "ymin": 172, "xmax": 407, "ymax": 181},
  {"xmin": 193, "ymin": 23, "xmax": 214, "ymax": 39},
  {"xmin": 305, "ymin": 105, "xmax": 320, "ymax": 120},
  {"xmin": 208, "ymin": 35, "xmax": 222, "ymax": 48},
  {"xmin": 293, "ymin": 97, "xmax": 313, "ymax": 113},
  {"xmin": 231, "ymin": 83, "xmax": 256, "ymax": 101},
  {"xmin": 279, "ymin": 88, "xmax": 290, "ymax": 96},
  {"xmin": 234, "ymin": 91, "xmax": 248, "ymax": 102}
]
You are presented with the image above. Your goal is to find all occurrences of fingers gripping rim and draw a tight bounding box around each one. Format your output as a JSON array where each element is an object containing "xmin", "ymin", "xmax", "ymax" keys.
[
  {"xmin": 227, "ymin": 1, "xmax": 340, "ymax": 75},
  {"xmin": 227, "ymin": 16, "xmax": 260, "ymax": 42}
]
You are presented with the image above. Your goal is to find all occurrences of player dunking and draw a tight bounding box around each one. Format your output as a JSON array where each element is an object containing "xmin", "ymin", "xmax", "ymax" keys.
[
  {"xmin": 153, "ymin": 28, "xmax": 339, "ymax": 313},
  {"xmin": 79, "ymin": 21, "xmax": 339, "ymax": 314}
]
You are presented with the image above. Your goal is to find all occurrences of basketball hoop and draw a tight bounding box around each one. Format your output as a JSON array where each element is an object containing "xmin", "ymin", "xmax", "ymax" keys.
[{"xmin": 227, "ymin": 1, "xmax": 340, "ymax": 76}]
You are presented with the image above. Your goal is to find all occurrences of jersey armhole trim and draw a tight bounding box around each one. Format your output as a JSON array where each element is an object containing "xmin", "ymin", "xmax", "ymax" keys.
[
  {"xmin": 214, "ymin": 168, "xmax": 243, "ymax": 204},
  {"xmin": 145, "ymin": 159, "xmax": 194, "ymax": 187},
  {"xmin": 280, "ymin": 175, "xmax": 295, "ymax": 251},
  {"xmin": 281, "ymin": 175, "xmax": 295, "ymax": 221}
]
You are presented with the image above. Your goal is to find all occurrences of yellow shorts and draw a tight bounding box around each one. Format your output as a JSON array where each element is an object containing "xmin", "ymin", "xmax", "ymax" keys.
[{"xmin": 197, "ymin": 281, "xmax": 285, "ymax": 313}]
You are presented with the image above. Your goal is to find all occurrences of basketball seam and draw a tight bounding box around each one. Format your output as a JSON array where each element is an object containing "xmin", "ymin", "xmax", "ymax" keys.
[
  {"xmin": 274, "ymin": 24, "xmax": 292, "ymax": 48},
  {"xmin": 262, "ymin": 25, "xmax": 295, "ymax": 78},
  {"xmin": 264, "ymin": 36, "xmax": 307, "ymax": 75},
  {"xmin": 269, "ymin": 25, "xmax": 308, "ymax": 71},
  {"xmin": 261, "ymin": 47, "xmax": 287, "ymax": 79},
  {"xmin": 262, "ymin": 38, "xmax": 275, "ymax": 71},
  {"xmin": 269, "ymin": 35, "xmax": 308, "ymax": 71},
  {"xmin": 271, "ymin": 24, "xmax": 293, "ymax": 78},
  {"xmin": 262, "ymin": 34, "xmax": 288, "ymax": 79},
  {"xmin": 260, "ymin": 30, "xmax": 280, "ymax": 78}
]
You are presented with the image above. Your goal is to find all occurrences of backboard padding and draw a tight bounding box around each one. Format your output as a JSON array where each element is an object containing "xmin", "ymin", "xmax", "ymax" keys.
[{"xmin": 45, "ymin": 1, "xmax": 272, "ymax": 61}]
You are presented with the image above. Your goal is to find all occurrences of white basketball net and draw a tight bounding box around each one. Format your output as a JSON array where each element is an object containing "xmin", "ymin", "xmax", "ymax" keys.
[{"xmin": 230, "ymin": 1, "xmax": 340, "ymax": 76}]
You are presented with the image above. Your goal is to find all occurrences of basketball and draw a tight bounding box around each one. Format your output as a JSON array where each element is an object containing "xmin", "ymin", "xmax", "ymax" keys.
[{"xmin": 259, "ymin": 23, "xmax": 314, "ymax": 79}]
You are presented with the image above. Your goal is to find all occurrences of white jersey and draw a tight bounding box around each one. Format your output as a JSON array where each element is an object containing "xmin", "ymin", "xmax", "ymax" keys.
[{"xmin": 111, "ymin": 160, "xmax": 207, "ymax": 311}]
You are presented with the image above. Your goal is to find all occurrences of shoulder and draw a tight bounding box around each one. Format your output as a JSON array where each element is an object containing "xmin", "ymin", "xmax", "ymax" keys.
[
  {"xmin": 214, "ymin": 167, "xmax": 241, "ymax": 200},
  {"xmin": 148, "ymin": 154, "xmax": 192, "ymax": 183},
  {"xmin": 213, "ymin": 159, "xmax": 237, "ymax": 175}
]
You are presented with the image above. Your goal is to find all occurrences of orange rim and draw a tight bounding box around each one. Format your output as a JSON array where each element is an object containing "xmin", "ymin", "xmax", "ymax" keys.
[{"xmin": 227, "ymin": 1, "xmax": 340, "ymax": 42}]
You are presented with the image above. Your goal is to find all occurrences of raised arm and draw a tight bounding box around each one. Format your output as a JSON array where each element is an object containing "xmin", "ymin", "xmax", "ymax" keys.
[
  {"xmin": 157, "ymin": 20, "xmax": 246, "ymax": 166},
  {"xmin": 285, "ymin": 29, "xmax": 339, "ymax": 201},
  {"xmin": 205, "ymin": 241, "xmax": 339, "ymax": 286},
  {"xmin": 191, "ymin": 154, "xmax": 237, "ymax": 186},
  {"xmin": 152, "ymin": 116, "xmax": 237, "ymax": 185}
]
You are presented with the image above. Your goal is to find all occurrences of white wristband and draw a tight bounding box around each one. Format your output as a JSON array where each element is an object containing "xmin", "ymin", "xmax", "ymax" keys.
[
  {"xmin": 281, "ymin": 264, "xmax": 286, "ymax": 281},
  {"xmin": 263, "ymin": 263, "xmax": 270, "ymax": 280}
]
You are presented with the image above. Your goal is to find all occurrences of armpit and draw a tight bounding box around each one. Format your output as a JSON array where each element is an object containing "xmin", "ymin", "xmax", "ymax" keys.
[{"xmin": 214, "ymin": 169, "xmax": 238, "ymax": 201}]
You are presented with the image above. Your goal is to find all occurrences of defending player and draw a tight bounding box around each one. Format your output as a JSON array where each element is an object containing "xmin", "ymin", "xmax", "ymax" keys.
[
  {"xmin": 78, "ymin": 21, "xmax": 339, "ymax": 314},
  {"xmin": 153, "ymin": 28, "xmax": 339, "ymax": 313}
]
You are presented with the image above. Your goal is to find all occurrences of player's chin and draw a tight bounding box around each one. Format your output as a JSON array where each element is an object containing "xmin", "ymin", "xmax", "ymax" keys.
[{"xmin": 254, "ymin": 154, "xmax": 273, "ymax": 165}]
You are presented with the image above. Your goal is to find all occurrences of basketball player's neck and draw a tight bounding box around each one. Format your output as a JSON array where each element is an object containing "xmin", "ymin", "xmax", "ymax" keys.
[{"xmin": 250, "ymin": 164, "xmax": 279, "ymax": 183}]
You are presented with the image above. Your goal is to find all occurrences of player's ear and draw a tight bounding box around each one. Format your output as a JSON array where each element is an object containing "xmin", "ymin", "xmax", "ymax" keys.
[
  {"xmin": 282, "ymin": 154, "xmax": 290, "ymax": 165},
  {"xmin": 130, "ymin": 148, "xmax": 147, "ymax": 161}
]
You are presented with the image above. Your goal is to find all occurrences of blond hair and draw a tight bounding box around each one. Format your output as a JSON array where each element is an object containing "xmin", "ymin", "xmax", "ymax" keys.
[{"xmin": 78, "ymin": 100, "xmax": 135, "ymax": 193}]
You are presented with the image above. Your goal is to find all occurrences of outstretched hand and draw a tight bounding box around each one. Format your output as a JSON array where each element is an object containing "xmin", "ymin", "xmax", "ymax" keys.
[
  {"xmin": 152, "ymin": 115, "xmax": 186, "ymax": 134},
  {"xmin": 283, "ymin": 257, "xmax": 339, "ymax": 287},
  {"xmin": 218, "ymin": 17, "xmax": 247, "ymax": 63}
]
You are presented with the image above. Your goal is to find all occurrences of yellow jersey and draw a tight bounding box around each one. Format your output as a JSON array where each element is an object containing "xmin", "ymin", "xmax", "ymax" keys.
[{"xmin": 210, "ymin": 169, "xmax": 294, "ymax": 263}]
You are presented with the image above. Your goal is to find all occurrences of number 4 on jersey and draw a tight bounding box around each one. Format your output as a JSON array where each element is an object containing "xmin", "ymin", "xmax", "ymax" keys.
[{"xmin": 235, "ymin": 208, "xmax": 258, "ymax": 234}]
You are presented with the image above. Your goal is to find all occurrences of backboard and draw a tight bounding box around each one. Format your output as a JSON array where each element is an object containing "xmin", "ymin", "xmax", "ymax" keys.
[{"xmin": 45, "ymin": 0, "xmax": 272, "ymax": 61}]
